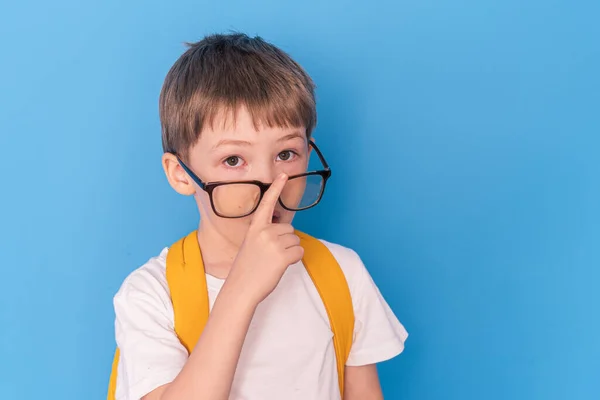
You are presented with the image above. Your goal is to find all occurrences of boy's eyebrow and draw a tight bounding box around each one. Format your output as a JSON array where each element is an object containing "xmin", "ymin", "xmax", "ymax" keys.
[
  {"xmin": 212, "ymin": 139, "xmax": 252, "ymax": 150},
  {"xmin": 277, "ymin": 132, "xmax": 306, "ymax": 143},
  {"xmin": 212, "ymin": 131, "xmax": 306, "ymax": 151}
]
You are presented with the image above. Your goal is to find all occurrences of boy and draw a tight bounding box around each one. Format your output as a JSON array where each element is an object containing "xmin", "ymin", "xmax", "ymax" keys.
[{"xmin": 112, "ymin": 32, "xmax": 408, "ymax": 400}]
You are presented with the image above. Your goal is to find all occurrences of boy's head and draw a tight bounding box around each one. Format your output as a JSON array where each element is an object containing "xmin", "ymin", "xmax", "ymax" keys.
[{"xmin": 159, "ymin": 33, "xmax": 329, "ymax": 246}]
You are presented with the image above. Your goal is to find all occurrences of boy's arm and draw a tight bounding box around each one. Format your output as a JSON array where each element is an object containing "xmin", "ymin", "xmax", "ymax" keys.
[
  {"xmin": 324, "ymin": 238, "xmax": 409, "ymax": 400},
  {"xmin": 141, "ymin": 280, "xmax": 257, "ymax": 400},
  {"xmin": 343, "ymin": 365, "xmax": 384, "ymax": 400},
  {"xmin": 137, "ymin": 174, "xmax": 303, "ymax": 400}
]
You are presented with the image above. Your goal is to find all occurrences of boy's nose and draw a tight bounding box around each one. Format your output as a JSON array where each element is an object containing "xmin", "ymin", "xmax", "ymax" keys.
[{"xmin": 254, "ymin": 165, "xmax": 280, "ymax": 185}]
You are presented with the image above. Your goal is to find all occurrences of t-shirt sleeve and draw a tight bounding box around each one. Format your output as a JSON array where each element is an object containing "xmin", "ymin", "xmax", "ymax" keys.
[
  {"xmin": 113, "ymin": 258, "xmax": 189, "ymax": 400},
  {"xmin": 341, "ymin": 249, "xmax": 409, "ymax": 366}
]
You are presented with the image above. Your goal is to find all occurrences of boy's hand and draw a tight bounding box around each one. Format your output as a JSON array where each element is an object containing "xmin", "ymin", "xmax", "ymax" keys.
[{"xmin": 227, "ymin": 173, "xmax": 304, "ymax": 304}]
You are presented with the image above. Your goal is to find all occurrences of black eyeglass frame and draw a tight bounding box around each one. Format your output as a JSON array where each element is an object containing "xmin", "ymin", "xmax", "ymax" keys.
[{"xmin": 173, "ymin": 140, "xmax": 331, "ymax": 218}]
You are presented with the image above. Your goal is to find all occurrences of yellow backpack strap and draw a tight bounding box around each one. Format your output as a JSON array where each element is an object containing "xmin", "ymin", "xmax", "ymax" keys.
[
  {"xmin": 106, "ymin": 231, "xmax": 208, "ymax": 400},
  {"xmin": 296, "ymin": 230, "xmax": 355, "ymax": 398},
  {"xmin": 106, "ymin": 349, "xmax": 119, "ymax": 400},
  {"xmin": 166, "ymin": 230, "xmax": 210, "ymax": 353}
]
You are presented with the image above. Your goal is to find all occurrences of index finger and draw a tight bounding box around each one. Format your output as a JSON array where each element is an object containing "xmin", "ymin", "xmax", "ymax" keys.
[{"xmin": 253, "ymin": 173, "xmax": 288, "ymax": 225}]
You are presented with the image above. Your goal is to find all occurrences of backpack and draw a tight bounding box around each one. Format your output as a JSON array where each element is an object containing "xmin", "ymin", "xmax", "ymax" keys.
[{"xmin": 107, "ymin": 230, "xmax": 354, "ymax": 399}]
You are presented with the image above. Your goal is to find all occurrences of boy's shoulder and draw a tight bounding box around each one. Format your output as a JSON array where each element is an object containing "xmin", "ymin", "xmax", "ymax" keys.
[
  {"xmin": 115, "ymin": 237, "xmax": 368, "ymax": 300},
  {"xmin": 314, "ymin": 238, "xmax": 370, "ymax": 294},
  {"xmin": 113, "ymin": 247, "xmax": 171, "ymax": 313}
]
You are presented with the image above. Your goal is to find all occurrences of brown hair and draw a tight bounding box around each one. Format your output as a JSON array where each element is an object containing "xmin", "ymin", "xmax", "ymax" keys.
[{"xmin": 159, "ymin": 32, "xmax": 317, "ymax": 160}]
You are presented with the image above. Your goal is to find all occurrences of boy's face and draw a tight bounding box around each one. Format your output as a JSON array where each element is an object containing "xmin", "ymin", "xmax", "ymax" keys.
[{"xmin": 163, "ymin": 107, "xmax": 314, "ymax": 247}]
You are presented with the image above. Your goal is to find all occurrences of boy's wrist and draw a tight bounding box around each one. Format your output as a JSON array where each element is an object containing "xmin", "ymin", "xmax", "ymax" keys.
[{"xmin": 220, "ymin": 274, "xmax": 263, "ymax": 310}]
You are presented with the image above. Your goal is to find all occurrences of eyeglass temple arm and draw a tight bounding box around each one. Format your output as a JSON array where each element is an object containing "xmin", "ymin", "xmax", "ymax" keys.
[
  {"xmin": 309, "ymin": 140, "xmax": 330, "ymax": 170},
  {"xmin": 175, "ymin": 156, "xmax": 207, "ymax": 189}
]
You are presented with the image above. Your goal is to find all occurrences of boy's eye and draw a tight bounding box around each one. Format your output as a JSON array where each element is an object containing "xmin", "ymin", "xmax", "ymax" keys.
[
  {"xmin": 224, "ymin": 156, "xmax": 242, "ymax": 167},
  {"xmin": 277, "ymin": 150, "xmax": 295, "ymax": 161}
]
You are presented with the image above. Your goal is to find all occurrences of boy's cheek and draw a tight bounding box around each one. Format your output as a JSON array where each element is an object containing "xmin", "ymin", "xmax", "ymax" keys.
[{"xmin": 216, "ymin": 218, "xmax": 253, "ymax": 245}]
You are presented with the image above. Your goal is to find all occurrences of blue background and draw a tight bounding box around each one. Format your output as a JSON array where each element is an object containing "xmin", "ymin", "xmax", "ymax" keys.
[{"xmin": 1, "ymin": 0, "xmax": 598, "ymax": 399}]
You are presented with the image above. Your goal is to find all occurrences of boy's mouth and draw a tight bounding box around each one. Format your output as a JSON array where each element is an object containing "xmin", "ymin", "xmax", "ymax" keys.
[{"xmin": 271, "ymin": 211, "xmax": 281, "ymax": 223}]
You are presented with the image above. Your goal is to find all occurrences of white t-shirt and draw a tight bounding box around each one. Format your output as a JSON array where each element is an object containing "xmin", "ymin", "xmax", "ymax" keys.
[{"xmin": 113, "ymin": 238, "xmax": 408, "ymax": 400}]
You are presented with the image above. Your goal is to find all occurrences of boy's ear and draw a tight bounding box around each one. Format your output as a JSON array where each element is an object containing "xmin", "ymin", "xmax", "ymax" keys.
[{"xmin": 162, "ymin": 153, "xmax": 196, "ymax": 196}]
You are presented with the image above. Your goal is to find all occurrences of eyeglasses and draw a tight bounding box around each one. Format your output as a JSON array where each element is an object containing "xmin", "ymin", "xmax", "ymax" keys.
[{"xmin": 174, "ymin": 140, "xmax": 331, "ymax": 218}]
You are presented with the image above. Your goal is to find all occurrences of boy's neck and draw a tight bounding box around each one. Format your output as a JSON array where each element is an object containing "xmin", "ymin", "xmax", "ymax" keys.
[{"xmin": 196, "ymin": 223, "xmax": 240, "ymax": 280}]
